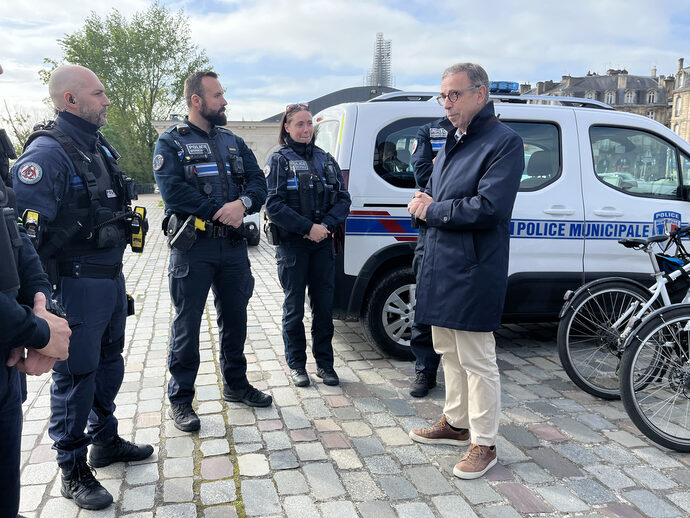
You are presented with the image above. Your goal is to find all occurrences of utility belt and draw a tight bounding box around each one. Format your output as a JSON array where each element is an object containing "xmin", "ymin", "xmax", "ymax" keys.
[
  {"xmin": 57, "ymin": 261, "xmax": 122, "ymax": 279},
  {"xmin": 165, "ymin": 213, "xmax": 246, "ymax": 251}
]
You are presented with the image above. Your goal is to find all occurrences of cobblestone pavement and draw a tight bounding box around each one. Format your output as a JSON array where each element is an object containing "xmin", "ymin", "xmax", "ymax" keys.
[{"xmin": 19, "ymin": 195, "xmax": 690, "ymax": 518}]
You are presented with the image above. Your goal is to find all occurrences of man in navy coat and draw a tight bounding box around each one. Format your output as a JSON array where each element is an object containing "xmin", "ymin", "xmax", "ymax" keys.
[{"xmin": 407, "ymin": 63, "xmax": 523, "ymax": 479}]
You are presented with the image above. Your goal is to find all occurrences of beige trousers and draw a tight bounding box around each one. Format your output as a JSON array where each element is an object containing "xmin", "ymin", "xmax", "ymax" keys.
[{"xmin": 431, "ymin": 326, "xmax": 501, "ymax": 446}]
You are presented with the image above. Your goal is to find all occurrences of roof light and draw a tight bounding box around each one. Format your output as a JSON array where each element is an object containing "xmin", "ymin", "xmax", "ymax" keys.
[{"xmin": 489, "ymin": 81, "xmax": 519, "ymax": 94}]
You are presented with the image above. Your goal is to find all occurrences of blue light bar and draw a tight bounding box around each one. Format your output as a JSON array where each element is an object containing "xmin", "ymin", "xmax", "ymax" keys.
[{"xmin": 489, "ymin": 81, "xmax": 520, "ymax": 94}]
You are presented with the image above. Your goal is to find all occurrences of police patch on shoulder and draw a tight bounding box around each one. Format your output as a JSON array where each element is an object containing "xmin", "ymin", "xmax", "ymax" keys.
[
  {"xmin": 263, "ymin": 165, "xmax": 270, "ymax": 176},
  {"xmin": 153, "ymin": 154, "xmax": 164, "ymax": 171},
  {"xmin": 18, "ymin": 162, "xmax": 43, "ymax": 184}
]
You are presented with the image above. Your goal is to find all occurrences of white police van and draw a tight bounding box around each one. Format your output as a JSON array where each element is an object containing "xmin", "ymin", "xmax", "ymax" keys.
[{"xmin": 314, "ymin": 90, "xmax": 690, "ymax": 358}]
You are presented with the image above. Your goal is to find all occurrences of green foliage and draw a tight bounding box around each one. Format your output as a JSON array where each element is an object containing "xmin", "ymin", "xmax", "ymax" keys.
[{"xmin": 45, "ymin": 1, "xmax": 209, "ymax": 184}]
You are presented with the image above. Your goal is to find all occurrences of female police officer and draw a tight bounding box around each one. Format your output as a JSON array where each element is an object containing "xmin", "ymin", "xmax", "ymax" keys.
[{"xmin": 265, "ymin": 104, "xmax": 351, "ymax": 387}]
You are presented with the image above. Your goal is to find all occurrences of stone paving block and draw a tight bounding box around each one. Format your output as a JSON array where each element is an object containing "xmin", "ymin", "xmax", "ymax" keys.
[
  {"xmin": 122, "ymin": 484, "xmax": 156, "ymax": 512},
  {"xmin": 314, "ymin": 418, "xmax": 341, "ymax": 431},
  {"xmin": 375, "ymin": 426, "xmax": 413, "ymax": 446},
  {"xmin": 341, "ymin": 471, "xmax": 384, "ymax": 501},
  {"xmin": 232, "ymin": 426, "xmax": 261, "ymax": 443},
  {"xmin": 241, "ymin": 479, "xmax": 280, "ymax": 516},
  {"xmin": 536, "ymin": 485, "xmax": 589, "ymax": 512},
  {"xmin": 200, "ymin": 438, "xmax": 230, "ymax": 457},
  {"xmin": 502, "ymin": 407, "xmax": 543, "ymax": 424},
  {"xmin": 295, "ymin": 442, "xmax": 328, "ymax": 461},
  {"xmin": 203, "ymin": 505, "xmax": 238, "ymax": 518},
  {"xmin": 290, "ymin": 428, "xmax": 317, "ymax": 441},
  {"xmin": 623, "ymin": 489, "xmax": 681, "ymax": 518},
  {"xmin": 454, "ymin": 478, "xmax": 503, "ymax": 505},
  {"xmin": 126, "ymin": 462, "xmax": 160, "ymax": 485},
  {"xmin": 552, "ymin": 443, "xmax": 599, "ymax": 465},
  {"xmin": 201, "ymin": 456, "xmax": 234, "ymax": 479},
  {"xmin": 484, "ymin": 463, "xmax": 515, "ymax": 482},
  {"xmin": 478, "ymin": 505, "xmax": 523, "ymax": 518},
  {"xmin": 321, "ymin": 431, "xmax": 351, "ymax": 448},
  {"xmin": 274, "ymin": 470, "xmax": 309, "ymax": 495},
  {"xmin": 382, "ymin": 398, "xmax": 416, "ymax": 416},
  {"xmin": 632, "ymin": 447, "xmax": 683, "ymax": 469},
  {"xmin": 135, "ymin": 427, "xmax": 160, "ymax": 446},
  {"xmin": 341, "ymin": 421, "xmax": 373, "ymax": 437},
  {"xmin": 235, "ymin": 443, "xmax": 262, "ymax": 454},
  {"xmin": 165, "ymin": 437, "xmax": 194, "ymax": 457},
  {"xmin": 394, "ymin": 502, "xmax": 435, "ymax": 518},
  {"xmin": 227, "ymin": 408, "xmax": 256, "ymax": 425},
  {"xmin": 329, "ymin": 449, "xmax": 363, "ymax": 470},
  {"xmin": 527, "ymin": 447, "xmax": 583, "ymax": 478},
  {"xmin": 356, "ymin": 501, "xmax": 396, "ymax": 518},
  {"xmin": 494, "ymin": 482, "xmax": 554, "ymax": 514},
  {"xmin": 303, "ymin": 462, "xmax": 346, "ymax": 499},
  {"xmin": 38, "ymin": 497, "xmax": 78, "ymax": 518},
  {"xmin": 404, "ymin": 466, "xmax": 453, "ymax": 495},
  {"xmin": 264, "ymin": 430, "xmax": 291, "ymax": 450},
  {"xmin": 303, "ymin": 398, "xmax": 332, "ymax": 418},
  {"xmin": 494, "ymin": 435, "xmax": 529, "ymax": 464},
  {"xmin": 281, "ymin": 406, "xmax": 311, "ymax": 429},
  {"xmin": 551, "ymin": 417, "xmax": 604, "ymax": 443},
  {"xmin": 238, "ymin": 453, "xmax": 269, "ymax": 476},
  {"xmin": 511, "ymin": 461, "xmax": 554, "ymax": 483},
  {"xmin": 269, "ymin": 450, "xmax": 299, "ymax": 470},
  {"xmin": 569, "ymin": 478, "xmax": 615, "ymax": 505},
  {"xmin": 527, "ymin": 423, "xmax": 567, "ymax": 442},
  {"xmin": 584, "ymin": 464, "xmax": 636, "ymax": 489},
  {"xmin": 20, "ymin": 462, "xmax": 57, "ymax": 485},
  {"xmin": 603, "ymin": 430, "xmax": 647, "ymax": 448},
  {"xmin": 284, "ymin": 495, "xmax": 320, "ymax": 518},
  {"xmin": 351, "ymin": 437, "xmax": 385, "ymax": 456},
  {"xmin": 333, "ymin": 406, "xmax": 362, "ymax": 420},
  {"xmin": 577, "ymin": 413, "xmax": 616, "ymax": 430},
  {"xmin": 432, "ymin": 494, "xmax": 478, "ymax": 518},
  {"xmin": 319, "ymin": 500, "xmax": 358, "ymax": 518},
  {"xmin": 667, "ymin": 492, "xmax": 690, "ymax": 514},
  {"xmin": 592, "ymin": 443, "xmax": 638, "ymax": 465},
  {"xmin": 623, "ymin": 466, "xmax": 677, "ymax": 489},
  {"xmin": 499, "ymin": 424, "xmax": 541, "ymax": 447},
  {"xmin": 365, "ymin": 412, "xmax": 398, "ymax": 428},
  {"xmin": 200, "ymin": 479, "xmax": 237, "ymax": 505},
  {"xmin": 668, "ymin": 467, "xmax": 690, "ymax": 486},
  {"xmin": 19, "ymin": 484, "xmax": 46, "ymax": 513},
  {"xmin": 364, "ymin": 455, "xmax": 401, "ymax": 474},
  {"xmin": 199, "ymin": 414, "xmax": 226, "ymax": 438},
  {"xmin": 378, "ymin": 475, "xmax": 419, "ymax": 500},
  {"xmin": 391, "ymin": 445, "xmax": 427, "ymax": 465},
  {"xmin": 163, "ymin": 477, "xmax": 194, "ymax": 502}
]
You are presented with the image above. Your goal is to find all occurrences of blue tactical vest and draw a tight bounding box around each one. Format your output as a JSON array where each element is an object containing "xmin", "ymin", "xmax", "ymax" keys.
[
  {"xmin": 276, "ymin": 145, "xmax": 338, "ymax": 223},
  {"xmin": 165, "ymin": 123, "xmax": 244, "ymax": 206}
]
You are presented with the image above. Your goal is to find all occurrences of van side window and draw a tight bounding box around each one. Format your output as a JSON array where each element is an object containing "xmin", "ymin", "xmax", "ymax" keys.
[
  {"xmin": 681, "ymin": 152, "xmax": 690, "ymax": 187},
  {"xmin": 315, "ymin": 120, "xmax": 340, "ymax": 157},
  {"xmin": 590, "ymin": 126, "xmax": 681, "ymax": 198},
  {"xmin": 504, "ymin": 122, "xmax": 561, "ymax": 191},
  {"xmin": 374, "ymin": 117, "xmax": 436, "ymax": 189}
]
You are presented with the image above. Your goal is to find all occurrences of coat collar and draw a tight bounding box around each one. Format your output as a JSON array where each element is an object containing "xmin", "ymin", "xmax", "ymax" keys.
[
  {"xmin": 440, "ymin": 101, "xmax": 497, "ymax": 139},
  {"xmin": 56, "ymin": 111, "xmax": 99, "ymax": 151}
]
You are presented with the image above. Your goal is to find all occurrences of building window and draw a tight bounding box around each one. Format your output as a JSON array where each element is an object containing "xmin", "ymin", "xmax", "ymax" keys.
[
  {"xmin": 675, "ymin": 124, "xmax": 681, "ymax": 134},
  {"xmin": 605, "ymin": 91, "xmax": 615, "ymax": 104},
  {"xmin": 676, "ymin": 96, "xmax": 683, "ymax": 116},
  {"xmin": 647, "ymin": 110, "xmax": 655, "ymax": 120},
  {"xmin": 585, "ymin": 91, "xmax": 594, "ymax": 99},
  {"xmin": 625, "ymin": 91, "xmax": 634, "ymax": 104},
  {"xmin": 648, "ymin": 90, "xmax": 656, "ymax": 104}
]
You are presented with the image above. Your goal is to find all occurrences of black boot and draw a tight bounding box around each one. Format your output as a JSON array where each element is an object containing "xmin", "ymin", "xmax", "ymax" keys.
[
  {"xmin": 61, "ymin": 457, "xmax": 113, "ymax": 510},
  {"xmin": 168, "ymin": 402, "xmax": 201, "ymax": 432},
  {"xmin": 410, "ymin": 371, "xmax": 437, "ymax": 397},
  {"xmin": 89, "ymin": 435, "xmax": 154, "ymax": 468},
  {"xmin": 316, "ymin": 366, "xmax": 340, "ymax": 386}
]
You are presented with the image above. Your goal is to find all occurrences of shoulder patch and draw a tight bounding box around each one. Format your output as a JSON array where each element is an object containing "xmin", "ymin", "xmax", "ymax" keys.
[
  {"xmin": 153, "ymin": 154, "xmax": 164, "ymax": 171},
  {"xmin": 263, "ymin": 165, "xmax": 270, "ymax": 177},
  {"xmin": 411, "ymin": 139, "xmax": 418, "ymax": 155},
  {"xmin": 429, "ymin": 127, "xmax": 448, "ymax": 138},
  {"xmin": 18, "ymin": 162, "xmax": 43, "ymax": 184}
]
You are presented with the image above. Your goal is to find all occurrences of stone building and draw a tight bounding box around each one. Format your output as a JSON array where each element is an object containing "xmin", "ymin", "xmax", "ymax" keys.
[
  {"xmin": 670, "ymin": 58, "xmax": 690, "ymax": 142},
  {"xmin": 522, "ymin": 68, "xmax": 674, "ymax": 125}
]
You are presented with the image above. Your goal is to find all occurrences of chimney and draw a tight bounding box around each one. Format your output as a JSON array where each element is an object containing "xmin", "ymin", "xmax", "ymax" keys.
[
  {"xmin": 651, "ymin": 66, "xmax": 657, "ymax": 77},
  {"xmin": 561, "ymin": 75, "xmax": 571, "ymax": 88},
  {"xmin": 617, "ymin": 74, "xmax": 628, "ymax": 89},
  {"xmin": 519, "ymin": 83, "xmax": 531, "ymax": 94},
  {"xmin": 536, "ymin": 81, "xmax": 544, "ymax": 95},
  {"xmin": 679, "ymin": 58, "xmax": 685, "ymax": 72}
]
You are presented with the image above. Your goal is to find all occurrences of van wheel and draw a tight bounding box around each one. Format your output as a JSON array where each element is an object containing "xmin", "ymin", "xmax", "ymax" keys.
[{"xmin": 362, "ymin": 266, "xmax": 416, "ymax": 360}]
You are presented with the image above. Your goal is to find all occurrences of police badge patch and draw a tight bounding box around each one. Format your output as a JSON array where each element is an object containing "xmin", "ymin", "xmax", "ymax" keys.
[
  {"xmin": 18, "ymin": 162, "xmax": 43, "ymax": 184},
  {"xmin": 153, "ymin": 154, "xmax": 164, "ymax": 171}
]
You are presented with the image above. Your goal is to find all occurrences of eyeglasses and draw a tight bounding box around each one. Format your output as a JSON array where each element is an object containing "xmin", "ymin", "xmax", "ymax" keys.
[
  {"xmin": 436, "ymin": 86, "xmax": 480, "ymax": 106},
  {"xmin": 286, "ymin": 102, "xmax": 309, "ymax": 112}
]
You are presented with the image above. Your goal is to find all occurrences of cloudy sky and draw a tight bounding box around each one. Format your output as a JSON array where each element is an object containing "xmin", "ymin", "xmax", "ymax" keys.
[{"xmin": 1, "ymin": 0, "xmax": 688, "ymax": 121}]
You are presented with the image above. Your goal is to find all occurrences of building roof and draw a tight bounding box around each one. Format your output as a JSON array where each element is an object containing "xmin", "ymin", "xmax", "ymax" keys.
[{"xmin": 262, "ymin": 85, "xmax": 399, "ymax": 122}]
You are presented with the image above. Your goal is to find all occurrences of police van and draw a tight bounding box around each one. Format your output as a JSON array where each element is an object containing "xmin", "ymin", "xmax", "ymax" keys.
[{"xmin": 313, "ymin": 90, "xmax": 690, "ymax": 358}]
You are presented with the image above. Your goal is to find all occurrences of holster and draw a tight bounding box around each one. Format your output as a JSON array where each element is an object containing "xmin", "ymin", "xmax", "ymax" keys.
[{"xmin": 264, "ymin": 221, "xmax": 281, "ymax": 246}]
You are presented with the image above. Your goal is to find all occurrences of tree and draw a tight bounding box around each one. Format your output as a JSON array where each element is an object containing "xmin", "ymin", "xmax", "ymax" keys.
[{"xmin": 44, "ymin": 1, "xmax": 210, "ymax": 184}]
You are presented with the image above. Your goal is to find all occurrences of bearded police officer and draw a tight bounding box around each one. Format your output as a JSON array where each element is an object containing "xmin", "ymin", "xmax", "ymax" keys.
[
  {"xmin": 0, "ymin": 63, "xmax": 71, "ymax": 518},
  {"xmin": 154, "ymin": 71, "xmax": 270, "ymax": 433},
  {"xmin": 12, "ymin": 64, "xmax": 153, "ymax": 510},
  {"xmin": 408, "ymin": 117, "xmax": 447, "ymax": 398}
]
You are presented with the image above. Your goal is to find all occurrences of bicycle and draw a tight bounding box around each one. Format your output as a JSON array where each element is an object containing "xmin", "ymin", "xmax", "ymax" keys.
[
  {"xmin": 557, "ymin": 225, "xmax": 690, "ymax": 399},
  {"xmin": 619, "ymin": 303, "xmax": 690, "ymax": 452}
]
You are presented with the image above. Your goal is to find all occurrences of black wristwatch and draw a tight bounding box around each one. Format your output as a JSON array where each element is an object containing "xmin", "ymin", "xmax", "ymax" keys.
[{"xmin": 239, "ymin": 196, "xmax": 252, "ymax": 211}]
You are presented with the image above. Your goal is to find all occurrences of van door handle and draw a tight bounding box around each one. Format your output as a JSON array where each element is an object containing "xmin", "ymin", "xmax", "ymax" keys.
[
  {"xmin": 543, "ymin": 206, "xmax": 574, "ymax": 216},
  {"xmin": 593, "ymin": 208, "xmax": 623, "ymax": 217}
]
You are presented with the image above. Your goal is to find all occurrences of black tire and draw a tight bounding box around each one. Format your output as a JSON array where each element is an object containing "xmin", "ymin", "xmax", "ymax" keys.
[
  {"xmin": 620, "ymin": 305, "xmax": 690, "ymax": 452},
  {"xmin": 557, "ymin": 281, "xmax": 652, "ymax": 399},
  {"xmin": 362, "ymin": 266, "xmax": 416, "ymax": 360}
]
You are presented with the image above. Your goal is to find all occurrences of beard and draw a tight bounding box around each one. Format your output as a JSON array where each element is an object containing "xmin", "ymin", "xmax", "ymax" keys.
[
  {"xmin": 201, "ymin": 99, "xmax": 227, "ymax": 127},
  {"xmin": 79, "ymin": 106, "xmax": 108, "ymax": 127}
]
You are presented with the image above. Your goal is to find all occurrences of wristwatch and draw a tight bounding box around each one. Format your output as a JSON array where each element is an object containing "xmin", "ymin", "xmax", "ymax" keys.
[{"xmin": 239, "ymin": 196, "xmax": 252, "ymax": 211}]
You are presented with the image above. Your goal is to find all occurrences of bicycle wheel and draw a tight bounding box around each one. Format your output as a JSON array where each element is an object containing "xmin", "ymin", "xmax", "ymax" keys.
[
  {"xmin": 620, "ymin": 305, "xmax": 690, "ymax": 452},
  {"xmin": 558, "ymin": 281, "xmax": 652, "ymax": 399}
]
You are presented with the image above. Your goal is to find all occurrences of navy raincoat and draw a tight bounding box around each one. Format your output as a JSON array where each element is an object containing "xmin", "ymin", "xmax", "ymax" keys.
[{"xmin": 415, "ymin": 101, "xmax": 524, "ymax": 332}]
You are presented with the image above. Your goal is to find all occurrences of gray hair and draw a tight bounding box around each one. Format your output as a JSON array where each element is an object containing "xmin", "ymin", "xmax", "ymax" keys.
[{"xmin": 441, "ymin": 63, "xmax": 490, "ymax": 105}]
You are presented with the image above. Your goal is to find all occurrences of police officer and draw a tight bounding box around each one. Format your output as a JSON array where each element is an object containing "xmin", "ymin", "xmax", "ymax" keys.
[
  {"xmin": 1, "ymin": 62, "xmax": 71, "ymax": 518},
  {"xmin": 12, "ymin": 64, "xmax": 153, "ymax": 511},
  {"xmin": 154, "ymin": 71, "xmax": 270, "ymax": 433},
  {"xmin": 265, "ymin": 103, "xmax": 351, "ymax": 387},
  {"xmin": 408, "ymin": 117, "xmax": 447, "ymax": 397}
]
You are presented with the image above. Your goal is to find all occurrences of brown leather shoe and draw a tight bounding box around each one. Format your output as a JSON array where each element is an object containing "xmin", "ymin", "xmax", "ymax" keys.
[
  {"xmin": 453, "ymin": 443, "xmax": 497, "ymax": 479},
  {"xmin": 409, "ymin": 415, "xmax": 470, "ymax": 446}
]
